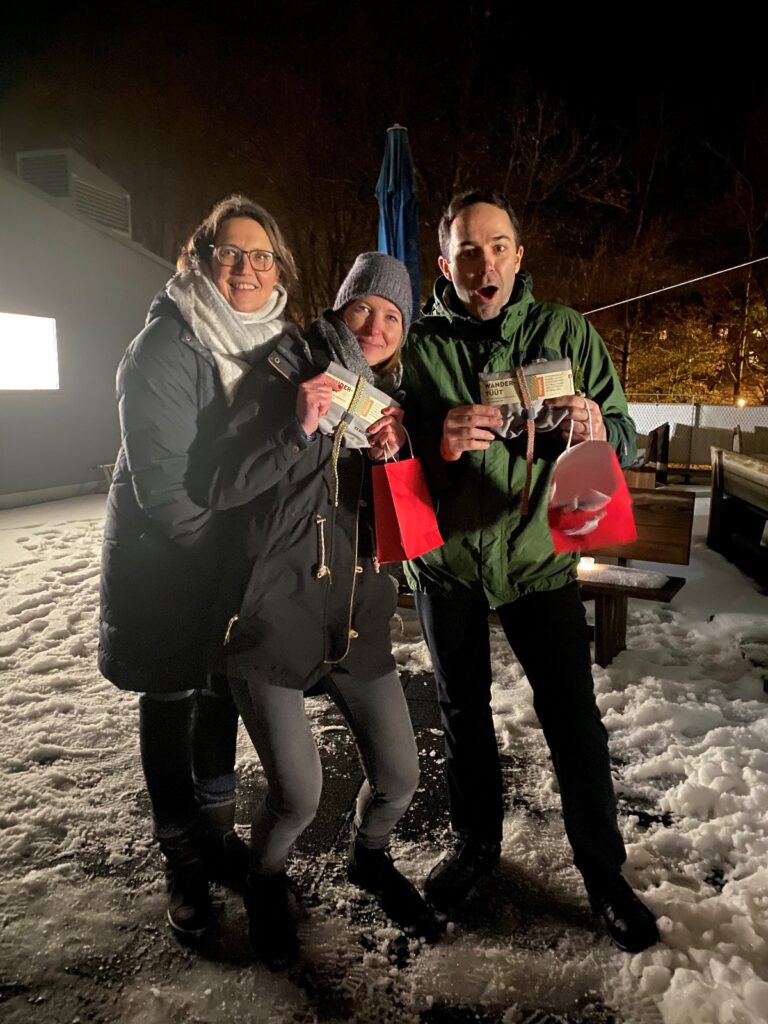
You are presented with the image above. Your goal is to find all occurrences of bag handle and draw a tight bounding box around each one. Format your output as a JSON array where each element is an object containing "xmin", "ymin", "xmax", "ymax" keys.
[
  {"xmin": 565, "ymin": 397, "xmax": 593, "ymax": 450},
  {"xmin": 383, "ymin": 426, "xmax": 414, "ymax": 462}
]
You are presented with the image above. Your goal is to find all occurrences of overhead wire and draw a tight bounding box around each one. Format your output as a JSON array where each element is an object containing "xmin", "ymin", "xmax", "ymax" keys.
[{"xmin": 582, "ymin": 254, "xmax": 768, "ymax": 317}]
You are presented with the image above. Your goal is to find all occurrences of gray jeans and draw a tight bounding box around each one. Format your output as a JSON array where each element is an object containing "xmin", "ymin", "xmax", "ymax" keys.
[{"xmin": 230, "ymin": 669, "xmax": 420, "ymax": 875}]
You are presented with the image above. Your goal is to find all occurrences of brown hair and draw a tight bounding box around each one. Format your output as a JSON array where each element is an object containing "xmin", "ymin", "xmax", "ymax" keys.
[
  {"xmin": 176, "ymin": 193, "xmax": 298, "ymax": 295},
  {"xmin": 438, "ymin": 189, "xmax": 523, "ymax": 260}
]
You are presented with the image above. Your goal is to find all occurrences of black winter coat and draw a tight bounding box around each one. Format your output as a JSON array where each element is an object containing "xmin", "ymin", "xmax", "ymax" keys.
[
  {"xmin": 98, "ymin": 292, "xmax": 235, "ymax": 692},
  {"xmin": 205, "ymin": 327, "xmax": 398, "ymax": 691}
]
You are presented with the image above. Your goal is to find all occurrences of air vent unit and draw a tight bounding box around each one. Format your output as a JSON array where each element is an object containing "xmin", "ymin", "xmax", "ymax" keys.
[
  {"xmin": 16, "ymin": 152, "xmax": 69, "ymax": 197},
  {"xmin": 16, "ymin": 149, "xmax": 132, "ymax": 237}
]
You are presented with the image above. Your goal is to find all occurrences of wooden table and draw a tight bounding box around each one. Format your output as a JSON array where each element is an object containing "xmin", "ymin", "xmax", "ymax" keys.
[{"xmin": 577, "ymin": 570, "xmax": 686, "ymax": 667}]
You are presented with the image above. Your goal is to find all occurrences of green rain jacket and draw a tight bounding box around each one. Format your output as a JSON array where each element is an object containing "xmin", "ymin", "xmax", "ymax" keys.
[{"xmin": 402, "ymin": 272, "xmax": 636, "ymax": 607}]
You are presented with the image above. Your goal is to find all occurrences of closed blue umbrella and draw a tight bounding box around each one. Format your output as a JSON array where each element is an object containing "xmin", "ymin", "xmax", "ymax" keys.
[{"xmin": 375, "ymin": 125, "xmax": 420, "ymax": 316}]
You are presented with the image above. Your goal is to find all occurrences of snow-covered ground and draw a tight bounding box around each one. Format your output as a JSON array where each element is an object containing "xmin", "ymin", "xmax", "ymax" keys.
[{"xmin": 0, "ymin": 491, "xmax": 766, "ymax": 1024}]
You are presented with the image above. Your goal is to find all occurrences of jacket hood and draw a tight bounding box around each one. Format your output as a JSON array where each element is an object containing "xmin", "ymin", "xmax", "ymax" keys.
[{"xmin": 425, "ymin": 270, "xmax": 534, "ymax": 325}]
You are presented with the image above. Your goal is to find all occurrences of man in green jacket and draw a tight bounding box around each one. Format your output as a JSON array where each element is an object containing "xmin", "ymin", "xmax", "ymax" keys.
[{"xmin": 403, "ymin": 190, "xmax": 659, "ymax": 953}]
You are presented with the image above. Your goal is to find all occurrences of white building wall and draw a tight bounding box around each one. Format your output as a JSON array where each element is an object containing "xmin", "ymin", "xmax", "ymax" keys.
[{"xmin": 0, "ymin": 171, "xmax": 173, "ymax": 505}]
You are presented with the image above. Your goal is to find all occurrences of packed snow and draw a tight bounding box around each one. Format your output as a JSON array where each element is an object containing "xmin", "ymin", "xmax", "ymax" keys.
[{"xmin": 0, "ymin": 490, "xmax": 766, "ymax": 1024}]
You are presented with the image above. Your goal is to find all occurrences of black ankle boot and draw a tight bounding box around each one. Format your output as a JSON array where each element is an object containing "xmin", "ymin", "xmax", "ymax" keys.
[
  {"xmin": 423, "ymin": 836, "xmax": 501, "ymax": 911},
  {"xmin": 347, "ymin": 839, "xmax": 444, "ymax": 940},
  {"xmin": 244, "ymin": 871, "xmax": 300, "ymax": 966},
  {"xmin": 198, "ymin": 800, "xmax": 249, "ymax": 891},
  {"xmin": 159, "ymin": 832, "xmax": 214, "ymax": 938},
  {"xmin": 586, "ymin": 874, "xmax": 660, "ymax": 953}
]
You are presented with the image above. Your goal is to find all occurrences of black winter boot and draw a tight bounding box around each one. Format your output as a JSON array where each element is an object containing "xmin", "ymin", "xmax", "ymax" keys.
[
  {"xmin": 244, "ymin": 871, "xmax": 300, "ymax": 967},
  {"xmin": 198, "ymin": 799, "xmax": 249, "ymax": 891},
  {"xmin": 586, "ymin": 873, "xmax": 660, "ymax": 953},
  {"xmin": 159, "ymin": 832, "xmax": 214, "ymax": 938},
  {"xmin": 347, "ymin": 839, "xmax": 445, "ymax": 940},
  {"xmin": 423, "ymin": 836, "xmax": 501, "ymax": 911}
]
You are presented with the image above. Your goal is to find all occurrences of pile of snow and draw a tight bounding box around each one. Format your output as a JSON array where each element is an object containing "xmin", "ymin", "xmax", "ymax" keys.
[{"xmin": 0, "ymin": 494, "xmax": 766, "ymax": 1023}]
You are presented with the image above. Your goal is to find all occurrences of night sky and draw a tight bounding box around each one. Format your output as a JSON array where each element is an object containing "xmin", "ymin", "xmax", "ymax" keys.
[{"xmin": 2, "ymin": 2, "xmax": 767, "ymax": 335}]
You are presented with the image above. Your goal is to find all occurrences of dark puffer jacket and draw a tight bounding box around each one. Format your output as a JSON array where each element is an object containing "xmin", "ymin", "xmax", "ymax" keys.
[
  {"xmin": 99, "ymin": 292, "xmax": 240, "ymax": 692},
  {"xmin": 204, "ymin": 323, "xmax": 398, "ymax": 691}
]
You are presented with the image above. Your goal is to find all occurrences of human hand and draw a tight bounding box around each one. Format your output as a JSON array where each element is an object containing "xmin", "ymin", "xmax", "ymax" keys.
[
  {"xmin": 367, "ymin": 406, "xmax": 406, "ymax": 461},
  {"xmin": 544, "ymin": 395, "xmax": 607, "ymax": 444},
  {"xmin": 440, "ymin": 404, "xmax": 503, "ymax": 462},
  {"xmin": 295, "ymin": 373, "xmax": 339, "ymax": 437}
]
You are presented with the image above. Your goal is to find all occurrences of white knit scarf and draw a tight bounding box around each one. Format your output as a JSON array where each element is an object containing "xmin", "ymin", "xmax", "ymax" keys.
[{"xmin": 167, "ymin": 264, "xmax": 289, "ymax": 404}]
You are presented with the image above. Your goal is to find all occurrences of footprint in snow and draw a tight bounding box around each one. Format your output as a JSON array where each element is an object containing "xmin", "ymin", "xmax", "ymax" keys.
[
  {"xmin": 6, "ymin": 605, "xmax": 55, "ymax": 626},
  {"xmin": 47, "ymin": 677, "xmax": 82, "ymax": 692},
  {"xmin": 51, "ymin": 559, "xmax": 91, "ymax": 574},
  {"xmin": 60, "ymin": 570, "xmax": 100, "ymax": 586},
  {"xmin": 27, "ymin": 657, "xmax": 75, "ymax": 674},
  {"xmin": 8, "ymin": 595, "xmax": 56, "ymax": 615}
]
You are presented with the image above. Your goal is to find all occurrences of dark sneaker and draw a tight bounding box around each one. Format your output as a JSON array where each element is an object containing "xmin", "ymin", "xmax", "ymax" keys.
[
  {"xmin": 424, "ymin": 837, "xmax": 501, "ymax": 911},
  {"xmin": 244, "ymin": 871, "xmax": 300, "ymax": 967},
  {"xmin": 587, "ymin": 874, "xmax": 660, "ymax": 953},
  {"xmin": 347, "ymin": 841, "xmax": 445, "ymax": 941},
  {"xmin": 160, "ymin": 834, "xmax": 214, "ymax": 938}
]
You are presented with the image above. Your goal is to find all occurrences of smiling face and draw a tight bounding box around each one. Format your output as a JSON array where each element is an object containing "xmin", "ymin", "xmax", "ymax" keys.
[
  {"xmin": 438, "ymin": 202, "xmax": 524, "ymax": 321},
  {"xmin": 341, "ymin": 294, "xmax": 404, "ymax": 366},
  {"xmin": 209, "ymin": 216, "xmax": 279, "ymax": 313}
]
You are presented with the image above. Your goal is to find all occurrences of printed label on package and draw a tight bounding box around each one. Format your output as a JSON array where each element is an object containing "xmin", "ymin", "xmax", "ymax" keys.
[{"xmin": 479, "ymin": 359, "xmax": 574, "ymax": 406}]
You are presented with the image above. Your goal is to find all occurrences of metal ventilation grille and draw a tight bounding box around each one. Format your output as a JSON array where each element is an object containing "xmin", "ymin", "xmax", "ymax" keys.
[
  {"xmin": 72, "ymin": 177, "xmax": 131, "ymax": 234},
  {"xmin": 17, "ymin": 153, "xmax": 70, "ymax": 196}
]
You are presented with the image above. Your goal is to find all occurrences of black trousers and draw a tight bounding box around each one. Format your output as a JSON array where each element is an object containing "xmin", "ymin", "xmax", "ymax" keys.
[
  {"xmin": 138, "ymin": 684, "xmax": 239, "ymax": 840},
  {"xmin": 414, "ymin": 582, "xmax": 626, "ymax": 881}
]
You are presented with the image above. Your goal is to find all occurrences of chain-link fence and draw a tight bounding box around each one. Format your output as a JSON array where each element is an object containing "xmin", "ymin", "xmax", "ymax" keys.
[{"xmin": 627, "ymin": 401, "xmax": 768, "ymax": 470}]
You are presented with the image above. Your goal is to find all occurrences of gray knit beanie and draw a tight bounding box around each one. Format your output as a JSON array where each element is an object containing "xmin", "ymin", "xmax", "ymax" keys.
[{"xmin": 333, "ymin": 252, "xmax": 413, "ymax": 337}]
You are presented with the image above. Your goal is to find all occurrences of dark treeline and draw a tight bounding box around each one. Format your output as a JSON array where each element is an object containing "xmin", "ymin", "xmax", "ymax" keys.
[{"xmin": 2, "ymin": 3, "xmax": 767, "ymax": 402}]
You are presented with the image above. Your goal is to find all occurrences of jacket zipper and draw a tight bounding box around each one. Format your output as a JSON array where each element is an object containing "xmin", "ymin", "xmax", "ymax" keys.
[
  {"xmin": 366, "ymin": 518, "xmax": 381, "ymax": 573},
  {"xmin": 324, "ymin": 449, "xmax": 364, "ymax": 664}
]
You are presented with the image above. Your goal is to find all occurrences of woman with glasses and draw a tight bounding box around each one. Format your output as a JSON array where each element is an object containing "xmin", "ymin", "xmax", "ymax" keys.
[
  {"xmin": 99, "ymin": 194, "xmax": 300, "ymax": 938},
  {"xmin": 203, "ymin": 252, "xmax": 441, "ymax": 965}
]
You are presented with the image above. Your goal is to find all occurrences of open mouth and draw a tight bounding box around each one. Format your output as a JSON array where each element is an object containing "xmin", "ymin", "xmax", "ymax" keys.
[{"xmin": 475, "ymin": 285, "xmax": 498, "ymax": 301}]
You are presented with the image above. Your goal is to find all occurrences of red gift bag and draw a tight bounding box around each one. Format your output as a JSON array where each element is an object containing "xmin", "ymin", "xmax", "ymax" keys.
[
  {"xmin": 548, "ymin": 439, "xmax": 636, "ymax": 553},
  {"xmin": 371, "ymin": 448, "xmax": 444, "ymax": 563}
]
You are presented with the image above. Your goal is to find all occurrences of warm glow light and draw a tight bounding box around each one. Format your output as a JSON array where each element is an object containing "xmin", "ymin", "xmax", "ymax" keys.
[
  {"xmin": 578, "ymin": 556, "xmax": 596, "ymax": 571},
  {"xmin": 0, "ymin": 312, "xmax": 59, "ymax": 390},
  {"xmin": 735, "ymin": 398, "xmax": 747, "ymax": 408}
]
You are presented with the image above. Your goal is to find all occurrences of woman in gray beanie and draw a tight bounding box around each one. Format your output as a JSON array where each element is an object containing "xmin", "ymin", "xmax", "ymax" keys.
[{"xmin": 202, "ymin": 251, "xmax": 441, "ymax": 963}]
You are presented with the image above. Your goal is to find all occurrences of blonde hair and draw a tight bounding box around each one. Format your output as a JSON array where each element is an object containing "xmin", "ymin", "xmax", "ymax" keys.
[{"xmin": 372, "ymin": 341, "xmax": 403, "ymax": 377}]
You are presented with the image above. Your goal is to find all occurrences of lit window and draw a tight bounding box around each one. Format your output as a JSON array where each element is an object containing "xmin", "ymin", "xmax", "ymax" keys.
[{"xmin": 0, "ymin": 312, "xmax": 59, "ymax": 390}]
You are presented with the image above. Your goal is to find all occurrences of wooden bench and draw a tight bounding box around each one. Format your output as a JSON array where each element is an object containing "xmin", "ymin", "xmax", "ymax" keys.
[
  {"xmin": 395, "ymin": 488, "xmax": 696, "ymax": 669},
  {"xmin": 579, "ymin": 487, "xmax": 695, "ymax": 666},
  {"xmin": 707, "ymin": 448, "xmax": 768, "ymax": 586}
]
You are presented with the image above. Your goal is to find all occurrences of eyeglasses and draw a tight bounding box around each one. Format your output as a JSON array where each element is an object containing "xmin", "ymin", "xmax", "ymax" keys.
[{"xmin": 210, "ymin": 245, "xmax": 276, "ymax": 272}]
